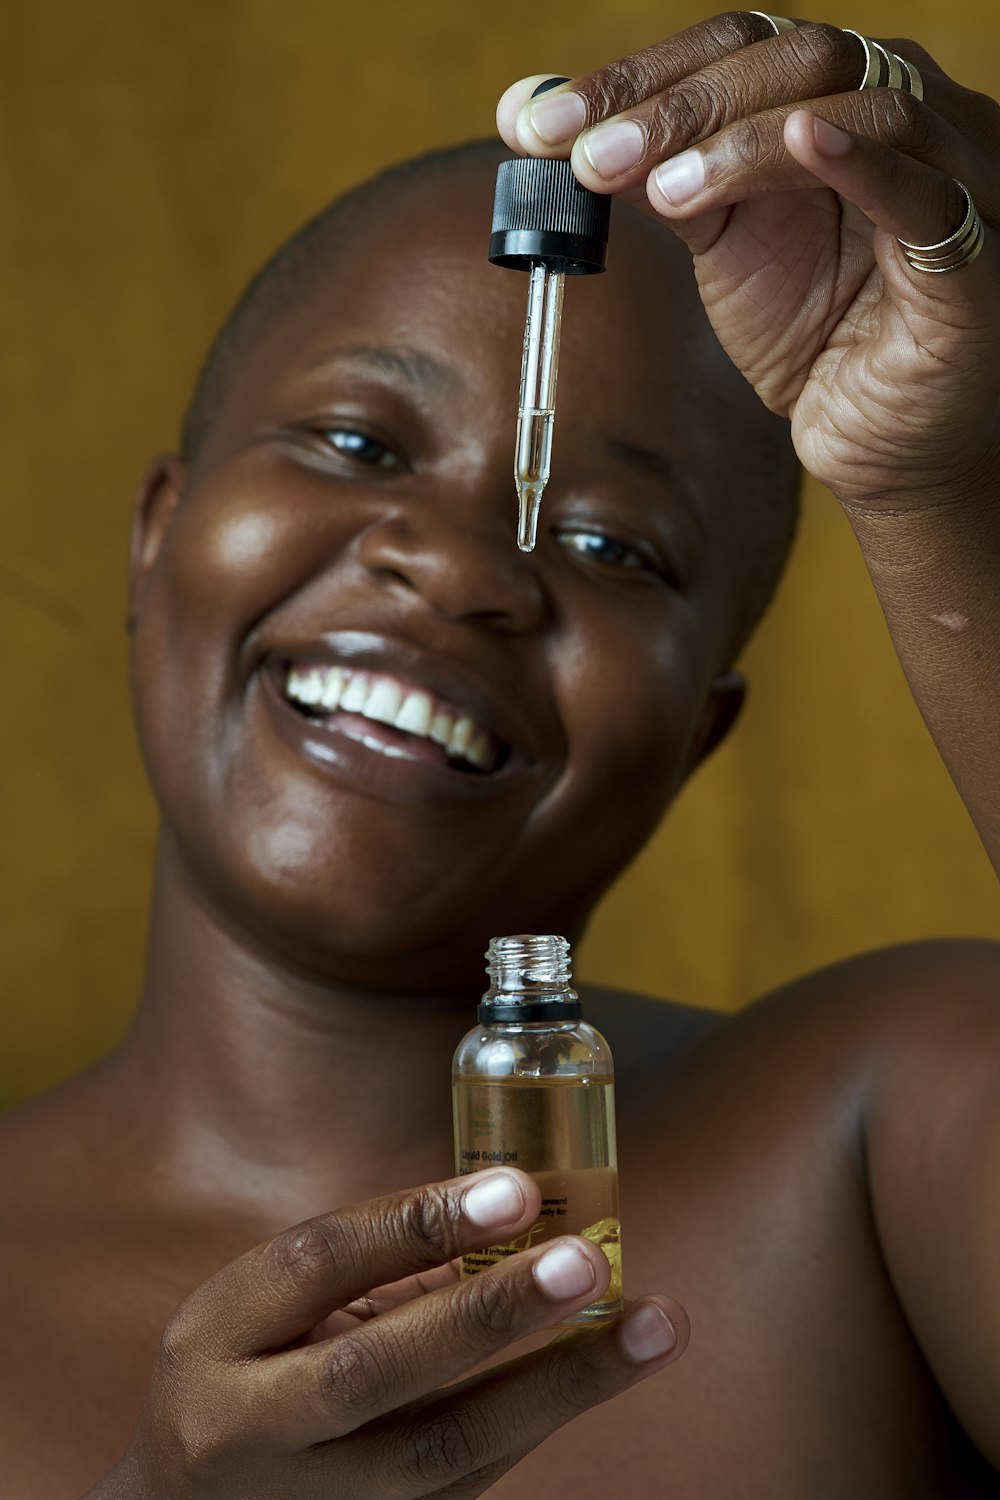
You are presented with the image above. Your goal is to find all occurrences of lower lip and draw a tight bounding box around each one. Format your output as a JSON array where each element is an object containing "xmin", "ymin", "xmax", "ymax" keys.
[{"xmin": 256, "ymin": 666, "xmax": 527, "ymax": 808}]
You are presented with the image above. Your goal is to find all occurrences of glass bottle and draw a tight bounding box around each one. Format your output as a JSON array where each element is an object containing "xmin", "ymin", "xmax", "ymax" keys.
[{"xmin": 452, "ymin": 934, "xmax": 622, "ymax": 1322}]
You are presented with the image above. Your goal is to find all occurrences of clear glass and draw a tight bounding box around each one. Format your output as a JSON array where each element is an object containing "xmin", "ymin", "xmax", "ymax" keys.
[
  {"xmin": 515, "ymin": 264, "xmax": 565, "ymax": 552},
  {"xmin": 452, "ymin": 936, "xmax": 622, "ymax": 1323}
]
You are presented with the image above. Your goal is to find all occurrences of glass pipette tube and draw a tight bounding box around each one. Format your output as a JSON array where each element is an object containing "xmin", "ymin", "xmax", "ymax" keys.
[{"xmin": 515, "ymin": 262, "xmax": 565, "ymax": 551}]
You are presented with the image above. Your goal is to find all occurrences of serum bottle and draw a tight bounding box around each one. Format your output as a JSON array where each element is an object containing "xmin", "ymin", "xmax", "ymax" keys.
[{"xmin": 452, "ymin": 934, "xmax": 622, "ymax": 1321}]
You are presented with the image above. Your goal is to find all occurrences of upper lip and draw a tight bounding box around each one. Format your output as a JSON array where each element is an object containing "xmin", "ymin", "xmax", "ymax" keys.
[{"xmin": 255, "ymin": 629, "xmax": 549, "ymax": 771}]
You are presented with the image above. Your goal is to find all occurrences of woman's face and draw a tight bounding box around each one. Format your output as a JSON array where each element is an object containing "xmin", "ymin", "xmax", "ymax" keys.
[{"xmin": 129, "ymin": 162, "xmax": 760, "ymax": 995}]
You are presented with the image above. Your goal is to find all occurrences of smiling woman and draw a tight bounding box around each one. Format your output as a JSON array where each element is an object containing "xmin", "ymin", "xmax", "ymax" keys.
[
  {"xmin": 126, "ymin": 146, "xmax": 765, "ymax": 990},
  {"xmin": 4, "ymin": 4, "xmax": 1000, "ymax": 1110},
  {"xmin": 5, "ymin": 5, "xmax": 1000, "ymax": 1498}
]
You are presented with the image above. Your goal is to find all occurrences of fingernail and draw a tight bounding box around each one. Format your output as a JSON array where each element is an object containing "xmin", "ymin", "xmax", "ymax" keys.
[
  {"xmin": 462, "ymin": 1171, "xmax": 525, "ymax": 1229},
  {"xmin": 812, "ymin": 116, "xmax": 852, "ymax": 157},
  {"xmin": 582, "ymin": 120, "xmax": 645, "ymax": 178},
  {"xmin": 525, "ymin": 90, "xmax": 587, "ymax": 145},
  {"xmin": 619, "ymin": 1302, "xmax": 678, "ymax": 1363},
  {"xmin": 533, "ymin": 1241, "xmax": 597, "ymax": 1301},
  {"xmin": 654, "ymin": 150, "xmax": 705, "ymax": 205}
]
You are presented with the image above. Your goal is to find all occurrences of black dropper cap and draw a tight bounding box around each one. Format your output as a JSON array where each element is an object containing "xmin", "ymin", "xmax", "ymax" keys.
[{"xmin": 489, "ymin": 77, "xmax": 611, "ymax": 276}]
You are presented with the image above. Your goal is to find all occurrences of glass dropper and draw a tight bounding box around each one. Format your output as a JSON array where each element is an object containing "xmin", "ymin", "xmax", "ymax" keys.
[
  {"xmin": 489, "ymin": 84, "xmax": 612, "ymax": 553},
  {"xmin": 515, "ymin": 261, "xmax": 564, "ymax": 550}
]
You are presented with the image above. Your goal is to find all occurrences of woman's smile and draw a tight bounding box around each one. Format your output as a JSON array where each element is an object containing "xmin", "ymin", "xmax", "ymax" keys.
[{"xmin": 253, "ymin": 629, "xmax": 545, "ymax": 809}]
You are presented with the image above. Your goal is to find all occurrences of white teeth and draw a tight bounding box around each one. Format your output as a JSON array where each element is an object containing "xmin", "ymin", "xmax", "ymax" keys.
[
  {"xmin": 466, "ymin": 730, "xmax": 494, "ymax": 772},
  {"xmin": 395, "ymin": 691, "xmax": 433, "ymax": 736},
  {"xmin": 429, "ymin": 711, "xmax": 454, "ymax": 748},
  {"xmin": 340, "ymin": 673, "xmax": 370, "ymax": 713},
  {"xmin": 298, "ymin": 669, "xmax": 324, "ymax": 706},
  {"xmin": 448, "ymin": 716, "xmax": 475, "ymax": 759},
  {"xmin": 285, "ymin": 664, "xmax": 500, "ymax": 771},
  {"xmin": 320, "ymin": 667, "xmax": 345, "ymax": 710},
  {"xmin": 363, "ymin": 679, "xmax": 403, "ymax": 726}
]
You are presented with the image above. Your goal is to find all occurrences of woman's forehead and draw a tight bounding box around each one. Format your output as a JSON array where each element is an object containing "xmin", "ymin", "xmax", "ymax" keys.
[{"xmin": 244, "ymin": 173, "xmax": 734, "ymax": 435}]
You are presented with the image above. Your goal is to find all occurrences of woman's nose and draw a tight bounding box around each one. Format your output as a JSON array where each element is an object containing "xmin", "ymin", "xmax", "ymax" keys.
[{"xmin": 353, "ymin": 498, "xmax": 548, "ymax": 636}]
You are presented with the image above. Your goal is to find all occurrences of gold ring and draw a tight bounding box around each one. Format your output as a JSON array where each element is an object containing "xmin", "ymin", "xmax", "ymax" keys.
[
  {"xmin": 844, "ymin": 31, "xmax": 925, "ymax": 97},
  {"xmin": 897, "ymin": 182, "xmax": 985, "ymax": 274},
  {"xmin": 874, "ymin": 42, "xmax": 905, "ymax": 90},
  {"xmin": 844, "ymin": 29, "xmax": 883, "ymax": 88},
  {"xmin": 898, "ymin": 57, "xmax": 924, "ymax": 100},
  {"xmin": 749, "ymin": 11, "xmax": 797, "ymax": 36}
]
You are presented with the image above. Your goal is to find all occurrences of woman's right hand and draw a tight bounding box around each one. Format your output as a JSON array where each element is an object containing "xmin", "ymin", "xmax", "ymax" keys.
[{"xmin": 82, "ymin": 1169, "xmax": 686, "ymax": 1498}]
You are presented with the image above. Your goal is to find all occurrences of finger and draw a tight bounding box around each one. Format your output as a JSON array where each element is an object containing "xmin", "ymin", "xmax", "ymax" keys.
[
  {"xmin": 570, "ymin": 27, "xmax": 990, "ymax": 199},
  {"xmin": 503, "ymin": 25, "xmax": 986, "ymax": 204},
  {"xmin": 342, "ymin": 1296, "xmax": 688, "ymax": 1499},
  {"xmin": 340, "ymin": 1261, "xmax": 462, "ymax": 1323},
  {"xmin": 782, "ymin": 110, "xmax": 997, "ymax": 295},
  {"xmin": 168, "ymin": 1169, "xmax": 540, "ymax": 1360},
  {"xmin": 643, "ymin": 88, "xmax": 987, "ymax": 223},
  {"xmin": 307, "ymin": 1262, "xmax": 463, "ymax": 1340},
  {"xmin": 496, "ymin": 74, "xmax": 576, "ymax": 152},
  {"xmin": 250, "ymin": 1234, "xmax": 613, "ymax": 1447},
  {"xmin": 500, "ymin": 10, "xmax": 780, "ymax": 156},
  {"xmin": 568, "ymin": 22, "xmax": 860, "ymax": 192}
]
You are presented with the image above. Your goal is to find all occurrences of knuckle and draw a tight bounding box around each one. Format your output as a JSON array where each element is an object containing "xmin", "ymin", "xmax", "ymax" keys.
[
  {"xmin": 320, "ymin": 1332, "xmax": 393, "ymax": 1427},
  {"xmin": 167, "ymin": 1398, "xmax": 243, "ymax": 1480},
  {"xmin": 548, "ymin": 1339, "xmax": 606, "ymax": 1413},
  {"xmin": 156, "ymin": 1310, "xmax": 244, "ymax": 1477},
  {"xmin": 261, "ymin": 1217, "xmax": 343, "ymax": 1287},
  {"xmin": 652, "ymin": 81, "xmax": 724, "ymax": 151},
  {"xmin": 883, "ymin": 90, "xmax": 935, "ymax": 152},
  {"xmin": 706, "ymin": 12, "xmax": 759, "ymax": 52},
  {"xmin": 584, "ymin": 56, "xmax": 660, "ymax": 121},
  {"xmin": 398, "ymin": 1185, "xmax": 460, "ymax": 1260},
  {"xmin": 461, "ymin": 1265, "xmax": 521, "ymax": 1340},
  {"xmin": 411, "ymin": 1409, "xmax": 483, "ymax": 1486},
  {"xmin": 158, "ymin": 1305, "xmax": 197, "ymax": 1379},
  {"xmin": 789, "ymin": 22, "xmax": 853, "ymax": 82},
  {"xmin": 724, "ymin": 114, "xmax": 780, "ymax": 175}
]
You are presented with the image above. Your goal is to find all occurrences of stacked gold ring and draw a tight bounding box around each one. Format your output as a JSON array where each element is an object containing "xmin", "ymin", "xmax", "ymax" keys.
[
  {"xmin": 897, "ymin": 182, "xmax": 986, "ymax": 274},
  {"xmin": 751, "ymin": 19, "xmax": 925, "ymax": 98},
  {"xmin": 749, "ymin": 12, "xmax": 798, "ymax": 36},
  {"xmin": 843, "ymin": 30, "xmax": 924, "ymax": 99}
]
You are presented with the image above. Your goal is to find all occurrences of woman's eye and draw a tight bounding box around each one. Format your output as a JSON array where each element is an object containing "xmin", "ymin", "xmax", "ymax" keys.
[
  {"xmin": 556, "ymin": 528, "xmax": 664, "ymax": 578},
  {"xmin": 324, "ymin": 428, "xmax": 400, "ymax": 469}
]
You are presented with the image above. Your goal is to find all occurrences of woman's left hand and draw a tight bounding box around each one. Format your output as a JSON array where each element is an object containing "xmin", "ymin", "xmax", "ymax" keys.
[{"xmin": 497, "ymin": 14, "xmax": 1000, "ymax": 509}]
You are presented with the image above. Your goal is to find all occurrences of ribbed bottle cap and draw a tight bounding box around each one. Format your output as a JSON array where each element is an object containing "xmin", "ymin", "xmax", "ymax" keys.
[{"xmin": 489, "ymin": 158, "xmax": 611, "ymax": 275}]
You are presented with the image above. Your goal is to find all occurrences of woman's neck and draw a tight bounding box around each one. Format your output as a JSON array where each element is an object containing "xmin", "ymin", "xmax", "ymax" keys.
[{"xmin": 101, "ymin": 838, "xmax": 475, "ymax": 1231}]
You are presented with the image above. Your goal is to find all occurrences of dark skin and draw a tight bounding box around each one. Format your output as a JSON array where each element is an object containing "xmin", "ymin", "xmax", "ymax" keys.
[{"xmin": 2, "ymin": 14, "xmax": 1000, "ymax": 1497}]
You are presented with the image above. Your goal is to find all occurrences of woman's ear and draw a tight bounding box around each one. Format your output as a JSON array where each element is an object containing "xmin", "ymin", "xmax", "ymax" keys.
[
  {"xmin": 681, "ymin": 670, "xmax": 747, "ymax": 780},
  {"xmin": 127, "ymin": 455, "xmax": 186, "ymax": 633}
]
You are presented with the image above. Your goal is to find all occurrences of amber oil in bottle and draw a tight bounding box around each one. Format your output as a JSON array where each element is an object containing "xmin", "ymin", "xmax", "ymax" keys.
[{"xmin": 452, "ymin": 934, "xmax": 622, "ymax": 1322}]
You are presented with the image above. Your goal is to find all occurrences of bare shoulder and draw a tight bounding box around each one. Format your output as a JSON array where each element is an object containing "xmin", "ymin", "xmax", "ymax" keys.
[
  {"xmin": 705, "ymin": 936, "xmax": 1000, "ymax": 1138},
  {"xmin": 748, "ymin": 935, "xmax": 1000, "ymax": 1041},
  {"xmin": 588, "ymin": 937, "xmax": 1000, "ymax": 1113}
]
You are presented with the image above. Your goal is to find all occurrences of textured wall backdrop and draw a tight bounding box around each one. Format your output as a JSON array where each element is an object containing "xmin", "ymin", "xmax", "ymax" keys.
[{"xmin": 1, "ymin": 0, "xmax": 998, "ymax": 1109}]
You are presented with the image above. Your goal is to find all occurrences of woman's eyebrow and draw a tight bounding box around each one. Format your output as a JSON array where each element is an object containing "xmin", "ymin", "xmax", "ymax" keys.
[
  {"xmin": 305, "ymin": 343, "xmax": 454, "ymax": 392},
  {"xmin": 603, "ymin": 436, "xmax": 709, "ymax": 541}
]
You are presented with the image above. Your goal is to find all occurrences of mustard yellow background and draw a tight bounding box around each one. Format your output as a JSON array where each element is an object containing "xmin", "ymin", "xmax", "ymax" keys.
[{"xmin": 1, "ymin": 1, "xmax": 997, "ymax": 1110}]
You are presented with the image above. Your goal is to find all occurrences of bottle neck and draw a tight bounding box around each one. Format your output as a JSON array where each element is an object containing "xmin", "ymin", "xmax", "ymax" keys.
[{"xmin": 480, "ymin": 935, "xmax": 582, "ymax": 1024}]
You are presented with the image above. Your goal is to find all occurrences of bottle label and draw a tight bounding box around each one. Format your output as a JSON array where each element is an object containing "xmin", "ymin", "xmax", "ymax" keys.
[{"xmin": 453, "ymin": 1076, "xmax": 621, "ymax": 1316}]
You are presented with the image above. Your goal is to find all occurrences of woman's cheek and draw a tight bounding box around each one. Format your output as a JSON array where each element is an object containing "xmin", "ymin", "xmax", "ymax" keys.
[
  {"xmin": 170, "ymin": 481, "xmax": 299, "ymax": 612},
  {"xmin": 557, "ymin": 631, "xmax": 696, "ymax": 794}
]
